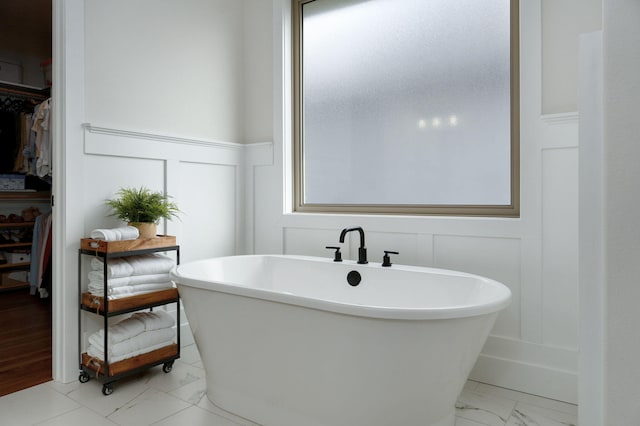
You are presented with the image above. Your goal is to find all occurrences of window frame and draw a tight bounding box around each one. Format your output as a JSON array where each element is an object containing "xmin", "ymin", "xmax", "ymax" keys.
[{"xmin": 292, "ymin": 0, "xmax": 520, "ymax": 217}]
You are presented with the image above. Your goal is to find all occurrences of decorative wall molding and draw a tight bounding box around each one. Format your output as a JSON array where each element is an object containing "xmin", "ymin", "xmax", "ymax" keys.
[
  {"xmin": 83, "ymin": 124, "xmax": 273, "ymax": 168},
  {"xmin": 540, "ymin": 111, "xmax": 579, "ymax": 125},
  {"xmin": 244, "ymin": 141, "xmax": 274, "ymax": 167},
  {"xmin": 83, "ymin": 123, "xmax": 244, "ymax": 165},
  {"xmin": 83, "ymin": 124, "xmax": 243, "ymax": 151}
]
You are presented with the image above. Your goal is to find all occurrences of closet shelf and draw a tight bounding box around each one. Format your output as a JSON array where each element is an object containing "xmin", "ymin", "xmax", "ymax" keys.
[
  {"xmin": 0, "ymin": 242, "xmax": 32, "ymax": 249},
  {"xmin": 0, "ymin": 81, "xmax": 50, "ymax": 100},
  {"xmin": 0, "ymin": 276, "xmax": 29, "ymax": 291},
  {"xmin": 0, "ymin": 222, "xmax": 36, "ymax": 228},
  {"xmin": 0, "ymin": 262, "xmax": 30, "ymax": 270},
  {"xmin": 0, "ymin": 191, "xmax": 50, "ymax": 201}
]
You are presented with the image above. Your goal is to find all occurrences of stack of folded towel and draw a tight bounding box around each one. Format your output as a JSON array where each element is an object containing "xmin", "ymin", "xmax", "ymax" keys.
[
  {"xmin": 89, "ymin": 226, "xmax": 139, "ymax": 241},
  {"xmin": 88, "ymin": 253, "xmax": 176, "ymax": 299},
  {"xmin": 87, "ymin": 310, "xmax": 176, "ymax": 363}
]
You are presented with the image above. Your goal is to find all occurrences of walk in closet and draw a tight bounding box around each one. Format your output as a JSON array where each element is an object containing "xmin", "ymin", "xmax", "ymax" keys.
[{"xmin": 0, "ymin": 0, "xmax": 53, "ymax": 397}]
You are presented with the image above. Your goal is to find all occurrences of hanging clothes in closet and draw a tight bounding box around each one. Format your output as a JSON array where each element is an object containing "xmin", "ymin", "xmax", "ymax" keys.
[
  {"xmin": 30, "ymin": 98, "xmax": 52, "ymax": 180},
  {"xmin": 30, "ymin": 209, "xmax": 52, "ymax": 298},
  {"xmin": 0, "ymin": 89, "xmax": 52, "ymax": 181}
]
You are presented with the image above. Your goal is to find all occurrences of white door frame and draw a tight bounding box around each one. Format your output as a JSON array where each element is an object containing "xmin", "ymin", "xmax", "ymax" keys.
[{"xmin": 51, "ymin": 0, "xmax": 85, "ymax": 383}]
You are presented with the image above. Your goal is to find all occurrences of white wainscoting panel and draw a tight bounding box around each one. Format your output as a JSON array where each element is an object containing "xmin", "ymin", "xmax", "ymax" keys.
[
  {"xmin": 541, "ymin": 147, "xmax": 579, "ymax": 348},
  {"xmin": 433, "ymin": 235, "xmax": 522, "ymax": 340},
  {"xmin": 284, "ymin": 227, "xmax": 342, "ymax": 257},
  {"xmin": 283, "ymin": 228, "xmax": 425, "ymax": 267},
  {"xmin": 177, "ymin": 161, "xmax": 237, "ymax": 262},
  {"xmin": 353, "ymin": 231, "xmax": 421, "ymax": 267}
]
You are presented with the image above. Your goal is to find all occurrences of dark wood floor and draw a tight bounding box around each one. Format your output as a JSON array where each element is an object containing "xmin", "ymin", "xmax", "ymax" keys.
[{"xmin": 0, "ymin": 288, "xmax": 52, "ymax": 397}]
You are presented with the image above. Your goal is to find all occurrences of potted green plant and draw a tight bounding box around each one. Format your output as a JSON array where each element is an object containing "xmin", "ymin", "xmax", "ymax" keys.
[{"xmin": 106, "ymin": 187, "xmax": 180, "ymax": 239}]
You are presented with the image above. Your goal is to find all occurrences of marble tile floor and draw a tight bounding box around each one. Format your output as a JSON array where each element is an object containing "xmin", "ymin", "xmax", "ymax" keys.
[{"xmin": 0, "ymin": 343, "xmax": 577, "ymax": 426}]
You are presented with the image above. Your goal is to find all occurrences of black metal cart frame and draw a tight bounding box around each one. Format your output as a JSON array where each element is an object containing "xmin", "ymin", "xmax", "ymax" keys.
[{"xmin": 77, "ymin": 243, "xmax": 180, "ymax": 395}]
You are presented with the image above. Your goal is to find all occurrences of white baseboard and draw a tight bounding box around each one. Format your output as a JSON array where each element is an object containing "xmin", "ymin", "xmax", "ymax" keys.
[{"xmin": 470, "ymin": 335, "xmax": 578, "ymax": 404}]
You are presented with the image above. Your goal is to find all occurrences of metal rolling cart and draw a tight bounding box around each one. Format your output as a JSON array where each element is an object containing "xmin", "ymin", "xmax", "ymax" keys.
[{"xmin": 77, "ymin": 236, "xmax": 180, "ymax": 395}]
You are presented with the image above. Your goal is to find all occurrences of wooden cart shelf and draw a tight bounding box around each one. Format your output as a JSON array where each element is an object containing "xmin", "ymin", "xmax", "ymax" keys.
[
  {"xmin": 80, "ymin": 235, "xmax": 177, "ymax": 254},
  {"xmin": 80, "ymin": 288, "xmax": 179, "ymax": 315},
  {"xmin": 81, "ymin": 344, "xmax": 178, "ymax": 377}
]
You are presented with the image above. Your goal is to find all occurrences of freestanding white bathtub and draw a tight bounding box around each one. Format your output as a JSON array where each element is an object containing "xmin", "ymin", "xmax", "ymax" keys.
[{"xmin": 170, "ymin": 255, "xmax": 511, "ymax": 426}]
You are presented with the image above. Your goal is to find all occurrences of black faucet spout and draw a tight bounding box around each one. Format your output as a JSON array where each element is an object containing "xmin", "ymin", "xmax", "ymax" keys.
[{"xmin": 339, "ymin": 227, "xmax": 368, "ymax": 264}]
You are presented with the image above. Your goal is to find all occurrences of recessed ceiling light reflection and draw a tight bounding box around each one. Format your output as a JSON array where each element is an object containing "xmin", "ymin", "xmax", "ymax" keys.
[
  {"xmin": 432, "ymin": 118, "xmax": 441, "ymax": 128},
  {"xmin": 449, "ymin": 115, "xmax": 458, "ymax": 126},
  {"xmin": 418, "ymin": 119, "xmax": 427, "ymax": 129}
]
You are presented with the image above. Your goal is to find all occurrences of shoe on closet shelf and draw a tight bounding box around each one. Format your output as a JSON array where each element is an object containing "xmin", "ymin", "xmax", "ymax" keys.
[{"xmin": 7, "ymin": 214, "xmax": 23, "ymax": 223}]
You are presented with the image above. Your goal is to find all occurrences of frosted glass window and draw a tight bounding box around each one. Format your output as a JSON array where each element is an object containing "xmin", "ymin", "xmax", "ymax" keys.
[{"xmin": 293, "ymin": 0, "xmax": 519, "ymax": 216}]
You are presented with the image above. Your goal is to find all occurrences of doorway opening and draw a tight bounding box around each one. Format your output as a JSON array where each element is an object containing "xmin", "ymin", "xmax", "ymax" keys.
[{"xmin": 0, "ymin": 0, "xmax": 53, "ymax": 396}]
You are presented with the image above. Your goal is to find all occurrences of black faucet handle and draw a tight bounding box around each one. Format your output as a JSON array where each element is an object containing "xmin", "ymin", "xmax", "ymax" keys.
[
  {"xmin": 325, "ymin": 246, "xmax": 343, "ymax": 262},
  {"xmin": 382, "ymin": 250, "xmax": 399, "ymax": 267}
]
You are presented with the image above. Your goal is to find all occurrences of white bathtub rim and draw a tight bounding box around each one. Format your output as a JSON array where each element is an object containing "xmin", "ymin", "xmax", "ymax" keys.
[{"xmin": 171, "ymin": 254, "xmax": 511, "ymax": 321}]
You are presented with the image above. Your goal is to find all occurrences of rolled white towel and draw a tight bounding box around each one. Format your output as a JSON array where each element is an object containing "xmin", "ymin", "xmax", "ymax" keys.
[
  {"xmin": 87, "ymin": 272, "xmax": 172, "ymax": 288},
  {"xmin": 88, "ymin": 328, "xmax": 175, "ymax": 360},
  {"xmin": 88, "ymin": 282, "xmax": 174, "ymax": 298},
  {"xmin": 90, "ymin": 226, "xmax": 139, "ymax": 241},
  {"xmin": 87, "ymin": 339, "xmax": 175, "ymax": 363},
  {"xmin": 133, "ymin": 310, "xmax": 175, "ymax": 331},
  {"xmin": 88, "ymin": 310, "xmax": 174, "ymax": 347},
  {"xmin": 89, "ymin": 315, "xmax": 146, "ymax": 346},
  {"xmin": 88, "ymin": 339, "xmax": 176, "ymax": 364},
  {"xmin": 91, "ymin": 253, "xmax": 176, "ymax": 278}
]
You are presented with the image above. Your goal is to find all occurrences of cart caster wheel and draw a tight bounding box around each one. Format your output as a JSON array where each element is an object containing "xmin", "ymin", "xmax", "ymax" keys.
[
  {"xmin": 162, "ymin": 361, "xmax": 174, "ymax": 373},
  {"xmin": 78, "ymin": 372, "xmax": 90, "ymax": 383},
  {"xmin": 102, "ymin": 384, "xmax": 114, "ymax": 396}
]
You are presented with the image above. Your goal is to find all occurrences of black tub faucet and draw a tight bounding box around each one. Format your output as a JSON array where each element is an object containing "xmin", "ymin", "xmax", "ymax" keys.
[{"xmin": 339, "ymin": 227, "xmax": 368, "ymax": 264}]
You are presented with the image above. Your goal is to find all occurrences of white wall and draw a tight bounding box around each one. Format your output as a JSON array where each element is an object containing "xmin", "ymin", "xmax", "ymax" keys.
[
  {"xmin": 84, "ymin": 0, "xmax": 245, "ymax": 143},
  {"xmin": 602, "ymin": 0, "xmax": 640, "ymax": 423},
  {"xmin": 247, "ymin": 0, "xmax": 581, "ymax": 403},
  {"xmin": 243, "ymin": 0, "xmax": 274, "ymax": 144},
  {"xmin": 541, "ymin": 0, "xmax": 601, "ymax": 114}
]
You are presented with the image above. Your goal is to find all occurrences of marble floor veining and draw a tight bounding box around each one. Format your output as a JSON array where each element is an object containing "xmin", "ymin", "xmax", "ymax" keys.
[{"xmin": 0, "ymin": 343, "xmax": 577, "ymax": 426}]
